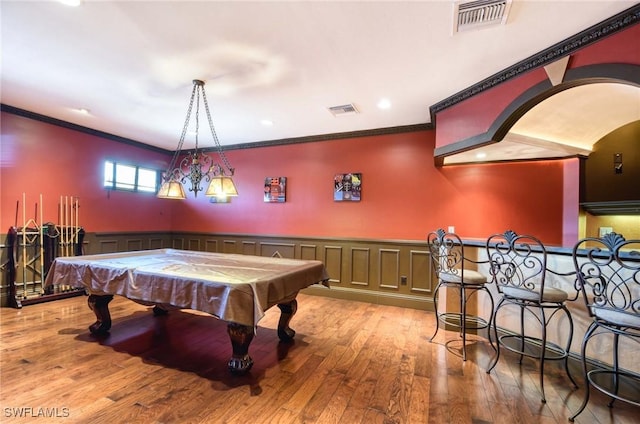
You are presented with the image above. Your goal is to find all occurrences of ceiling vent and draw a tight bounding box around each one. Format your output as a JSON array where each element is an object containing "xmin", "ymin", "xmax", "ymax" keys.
[
  {"xmin": 328, "ymin": 103, "xmax": 359, "ymax": 117},
  {"xmin": 453, "ymin": 0, "xmax": 512, "ymax": 33}
]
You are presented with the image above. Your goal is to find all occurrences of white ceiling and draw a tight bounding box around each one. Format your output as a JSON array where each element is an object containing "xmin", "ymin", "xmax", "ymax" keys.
[{"xmin": 1, "ymin": 0, "xmax": 638, "ymax": 161}]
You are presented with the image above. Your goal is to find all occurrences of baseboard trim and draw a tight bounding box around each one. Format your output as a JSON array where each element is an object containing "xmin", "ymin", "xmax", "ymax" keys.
[{"xmin": 303, "ymin": 284, "xmax": 434, "ymax": 311}]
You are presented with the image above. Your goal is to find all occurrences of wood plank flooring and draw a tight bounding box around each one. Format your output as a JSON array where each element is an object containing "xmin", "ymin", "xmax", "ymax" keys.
[{"xmin": 0, "ymin": 293, "xmax": 638, "ymax": 423}]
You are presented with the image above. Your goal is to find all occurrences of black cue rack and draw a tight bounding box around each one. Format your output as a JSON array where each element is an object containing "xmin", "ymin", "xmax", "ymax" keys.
[{"xmin": 5, "ymin": 224, "xmax": 86, "ymax": 308}]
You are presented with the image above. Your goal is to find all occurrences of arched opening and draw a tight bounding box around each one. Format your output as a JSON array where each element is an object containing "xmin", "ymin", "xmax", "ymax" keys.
[{"xmin": 439, "ymin": 64, "xmax": 640, "ymax": 165}]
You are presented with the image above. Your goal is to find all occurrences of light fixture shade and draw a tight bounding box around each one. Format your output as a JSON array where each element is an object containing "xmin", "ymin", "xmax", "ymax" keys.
[
  {"xmin": 157, "ymin": 180, "xmax": 186, "ymax": 199},
  {"xmin": 205, "ymin": 176, "xmax": 238, "ymax": 197}
]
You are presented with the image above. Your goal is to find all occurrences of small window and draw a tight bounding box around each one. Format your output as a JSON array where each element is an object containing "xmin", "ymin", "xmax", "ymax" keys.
[
  {"xmin": 137, "ymin": 168, "xmax": 158, "ymax": 193},
  {"xmin": 103, "ymin": 160, "xmax": 159, "ymax": 193}
]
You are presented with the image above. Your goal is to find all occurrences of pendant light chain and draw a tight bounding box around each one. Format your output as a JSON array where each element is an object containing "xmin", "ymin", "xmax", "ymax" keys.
[
  {"xmin": 202, "ymin": 87, "xmax": 234, "ymax": 175},
  {"xmin": 164, "ymin": 82, "xmax": 198, "ymax": 181}
]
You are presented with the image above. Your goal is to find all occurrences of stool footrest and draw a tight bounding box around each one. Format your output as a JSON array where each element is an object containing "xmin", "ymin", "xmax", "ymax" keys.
[
  {"xmin": 498, "ymin": 334, "xmax": 568, "ymax": 360},
  {"xmin": 588, "ymin": 369, "xmax": 640, "ymax": 406},
  {"xmin": 438, "ymin": 312, "xmax": 490, "ymax": 331}
]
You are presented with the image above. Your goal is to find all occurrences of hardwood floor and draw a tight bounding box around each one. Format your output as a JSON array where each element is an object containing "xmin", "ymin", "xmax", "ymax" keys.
[{"xmin": 0, "ymin": 293, "xmax": 637, "ymax": 424}]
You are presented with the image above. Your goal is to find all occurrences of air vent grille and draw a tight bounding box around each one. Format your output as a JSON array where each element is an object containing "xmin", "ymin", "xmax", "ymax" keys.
[
  {"xmin": 328, "ymin": 103, "xmax": 359, "ymax": 116},
  {"xmin": 453, "ymin": 0, "xmax": 512, "ymax": 33}
]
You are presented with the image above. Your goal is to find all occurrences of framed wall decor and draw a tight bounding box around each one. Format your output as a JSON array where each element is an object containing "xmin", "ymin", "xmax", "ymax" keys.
[
  {"xmin": 334, "ymin": 173, "xmax": 361, "ymax": 202},
  {"xmin": 264, "ymin": 177, "xmax": 287, "ymax": 203}
]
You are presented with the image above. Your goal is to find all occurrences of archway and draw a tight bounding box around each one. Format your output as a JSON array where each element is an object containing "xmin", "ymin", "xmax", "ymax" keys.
[{"xmin": 440, "ymin": 63, "xmax": 640, "ymax": 165}]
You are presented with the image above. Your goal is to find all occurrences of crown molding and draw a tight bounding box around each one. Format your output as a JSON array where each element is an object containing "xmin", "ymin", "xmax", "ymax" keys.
[
  {"xmin": 429, "ymin": 4, "xmax": 640, "ymax": 121},
  {"xmin": 0, "ymin": 103, "xmax": 172, "ymax": 155}
]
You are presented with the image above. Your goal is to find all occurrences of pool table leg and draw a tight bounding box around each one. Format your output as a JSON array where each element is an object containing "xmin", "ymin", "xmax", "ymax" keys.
[
  {"xmin": 225, "ymin": 297, "xmax": 298, "ymax": 374},
  {"xmin": 227, "ymin": 323, "xmax": 255, "ymax": 374},
  {"xmin": 277, "ymin": 298, "xmax": 298, "ymax": 341},
  {"xmin": 87, "ymin": 294, "xmax": 114, "ymax": 335}
]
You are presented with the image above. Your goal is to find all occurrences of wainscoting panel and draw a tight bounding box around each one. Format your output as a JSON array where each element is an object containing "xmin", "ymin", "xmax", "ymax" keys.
[
  {"xmin": 324, "ymin": 246, "xmax": 343, "ymax": 285},
  {"xmin": 188, "ymin": 239, "xmax": 201, "ymax": 251},
  {"xmin": 172, "ymin": 238, "xmax": 184, "ymax": 250},
  {"xmin": 222, "ymin": 240, "xmax": 237, "ymax": 253},
  {"xmin": 350, "ymin": 247, "xmax": 370, "ymax": 286},
  {"xmin": 300, "ymin": 244, "xmax": 318, "ymax": 261},
  {"xmin": 99, "ymin": 240, "xmax": 118, "ymax": 254},
  {"xmin": 410, "ymin": 249, "xmax": 432, "ymax": 293},
  {"xmin": 242, "ymin": 241, "xmax": 257, "ymax": 256},
  {"xmin": 149, "ymin": 238, "xmax": 165, "ymax": 250},
  {"xmin": 379, "ymin": 249, "xmax": 400, "ymax": 289},
  {"xmin": 260, "ymin": 242, "xmax": 295, "ymax": 259},
  {"xmin": 205, "ymin": 239, "xmax": 218, "ymax": 253},
  {"xmin": 126, "ymin": 239, "xmax": 143, "ymax": 252}
]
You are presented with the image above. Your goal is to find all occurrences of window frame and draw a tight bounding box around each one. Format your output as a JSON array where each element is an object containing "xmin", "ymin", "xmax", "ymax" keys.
[{"xmin": 103, "ymin": 160, "xmax": 161, "ymax": 194}]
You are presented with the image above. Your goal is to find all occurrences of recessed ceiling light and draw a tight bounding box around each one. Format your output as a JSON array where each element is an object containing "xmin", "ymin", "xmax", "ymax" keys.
[
  {"xmin": 476, "ymin": 152, "xmax": 487, "ymax": 159},
  {"xmin": 75, "ymin": 108, "xmax": 90, "ymax": 115},
  {"xmin": 377, "ymin": 98, "xmax": 391, "ymax": 110},
  {"xmin": 261, "ymin": 119, "xmax": 274, "ymax": 126}
]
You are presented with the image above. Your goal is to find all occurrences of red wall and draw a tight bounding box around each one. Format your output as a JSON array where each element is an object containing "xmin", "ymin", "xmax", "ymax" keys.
[
  {"xmin": 1, "ymin": 112, "xmax": 175, "ymax": 232},
  {"xmin": 562, "ymin": 159, "xmax": 581, "ymax": 246},
  {"xmin": 170, "ymin": 130, "xmax": 568, "ymax": 244},
  {"xmin": 1, "ymin": 112, "xmax": 571, "ymax": 245}
]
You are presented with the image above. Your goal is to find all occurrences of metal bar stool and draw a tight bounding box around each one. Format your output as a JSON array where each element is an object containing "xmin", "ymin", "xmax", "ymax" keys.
[
  {"xmin": 485, "ymin": 230, "xmax": 578, "ymax": 403},
  {"xmin": 570, "ymin": 232, "xmax": 640, "ymax": 421},
  {"xmin": 427, "ymin": 229, "xmax": 495, "ymax": 361}
]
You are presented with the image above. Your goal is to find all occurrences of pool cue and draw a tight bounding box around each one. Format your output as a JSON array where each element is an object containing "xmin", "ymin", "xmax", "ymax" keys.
[
  {"xmin": 39, "ymin": 194, "xmax": 44, "ymax": 288},
  {"xmin": 64, "ymin": 196, "xmax": 69, "ymax": 256},
  {"xmin": 59, "ymin": 196, "xmax": 63, "ymax": 257},
  {"xmin": 66, "ymin": 195, "xmax": 69, "ymax": 257},
  {"xmin": 13, "ymin": 199, "xmax": 20, "ymax": 296},
  {"xmin": 22, "ymin": 193, "xmax": 27, "ymax": 296},
  {"xmin": 74, "ymin": 197, "xmax": 79, "ymax": 252}
]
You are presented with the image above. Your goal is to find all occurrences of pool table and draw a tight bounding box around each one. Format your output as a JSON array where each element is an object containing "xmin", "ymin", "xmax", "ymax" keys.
[{"xmin": 44, "ymin": 249, "xmax": 329, "ymax": 373}]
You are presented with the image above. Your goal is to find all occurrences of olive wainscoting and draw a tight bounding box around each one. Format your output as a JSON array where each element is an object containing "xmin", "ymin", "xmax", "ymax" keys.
[{"xmin": 0, "ymin": 231, "xmax": 435, "ymax": 310}]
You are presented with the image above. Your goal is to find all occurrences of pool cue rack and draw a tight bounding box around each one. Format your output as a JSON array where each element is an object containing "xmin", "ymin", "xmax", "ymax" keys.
[{"xmin": 5, "ymin": 194, "xmax": 86, "ymax": 308}]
